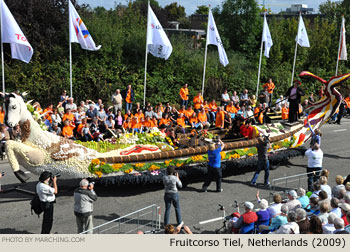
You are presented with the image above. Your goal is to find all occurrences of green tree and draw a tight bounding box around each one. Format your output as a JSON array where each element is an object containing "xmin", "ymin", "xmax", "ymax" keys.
[
  {"xmin": 164, "ymin": 2, "xmax": 186, "ymax": 21},
  {"xmin": 194, "ymin": 5, "xmax": 209, "ymax": 15}
]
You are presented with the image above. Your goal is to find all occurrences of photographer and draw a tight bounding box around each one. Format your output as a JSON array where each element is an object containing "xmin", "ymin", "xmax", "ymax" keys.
[
  {"xmin": 74, "ymin": 179, "xmax": 98, "ymax": 234},
  {"xmin": 36, "ymin": 171, "xmax": 58, "ymax": 234},
  {"xmin": 202, "ymin": 137, "xmax": 225, "ymax": 192},
  {"xmin": 163, "ymin": 166, "xmax": 183, "ymax": 227},
  {"xmin": 250, "ymin": 136, "xmax": 271, "ymax": 186}
]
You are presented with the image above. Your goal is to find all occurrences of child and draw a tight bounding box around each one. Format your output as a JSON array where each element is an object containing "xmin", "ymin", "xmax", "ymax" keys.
[{"xmin": 62, "ymin": 119, "xmax": 75, "ymax": 140}]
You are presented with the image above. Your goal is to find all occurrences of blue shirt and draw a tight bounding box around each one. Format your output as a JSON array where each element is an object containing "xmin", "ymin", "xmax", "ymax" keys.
[
  {"xmin": 298, "ymin": 196, "xmax": 310, "ymax": 209},
  {"xmin": 208, "ymin": 146, "xmax": 222, "ymax": 168}
]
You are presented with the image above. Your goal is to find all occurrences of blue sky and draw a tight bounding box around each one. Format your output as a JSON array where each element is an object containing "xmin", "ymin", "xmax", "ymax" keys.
[{"xmin": 78, "ymin": 0, "xmax": 337, "ymax": 15}]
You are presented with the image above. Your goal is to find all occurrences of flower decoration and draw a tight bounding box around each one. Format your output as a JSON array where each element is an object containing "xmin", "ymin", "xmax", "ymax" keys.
[
  {"xmin": 148, "ymin": 165, "xmax": 160, "ymax": 171},
  {"xmin": 248, "ymin": 153, "xmax": 254, "ymax": 157},
  {"xmin": 94, "ymin": 171, "xmax": 103, "ymax": 178},
  {"xmin": 91, "ymin": 159, "xmax": 100, "ymax": 165},
  {"xmin": 164, "ymin": 160, "xmax": 172, "ymax": 166},
  {"xmin": 191, "ymin": 155, "xmax": 203, "ymax": 162},
  {"xmin": 124, "ymin": 168, "xmax": 133, "ymax": 174},
  {"xmin": 220, "ymin": 152, "xmax": 226, "ymax": 160}
]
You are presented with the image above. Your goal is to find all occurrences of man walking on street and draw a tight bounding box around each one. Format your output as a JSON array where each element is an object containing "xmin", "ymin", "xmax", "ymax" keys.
[
  {"xmin": 305, "ymin": 143, "xmax": 323, "ymax": 192},
  {"xmin": 202, "ymin": 137, "xmax": 225, "ymax": 192},
  {"xmin": 74, "ymin": 179, "xmax": 98, "ymax": 234},
  {"xmin": 250, "ymin": 136, "xmax": 271, "ymax": 186}
]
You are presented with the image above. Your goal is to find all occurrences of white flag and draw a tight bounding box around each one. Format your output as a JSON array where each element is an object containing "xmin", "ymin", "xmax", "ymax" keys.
[
  {"xmin": 262, "ymin": 14, "xmax": 273, "ymax": 58},
  {"xmin": 296, "ymin": 15, "xmax": 310, "ymax": 47},
  {"xmin": 207, "ymin": 9, "xmax": 229, "ymax": 67},
  {"xmin": 339, "ymin": 16, "xmax": 347, "ymax": 60},
  {"xmin": 69, "ymin": 0, "xmax": 101, "ymax": 51},
  {"xmin": 0, "ymin": 0, "xmax": 33, "ymax": 63},
  {"xmin": 146, "ymin": 4, "xmax": 172, "ymax": 59}
]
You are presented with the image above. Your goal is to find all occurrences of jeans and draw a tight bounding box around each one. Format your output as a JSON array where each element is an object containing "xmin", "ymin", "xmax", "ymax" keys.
[
  {"xmin": 125, "ymin": 102, "xmax": 132, "ymax": 113},
  {"xmin": 251, "ymin": 160, "xmax": 270, "ymax": 184},
  {"xmin": 181, "ymin": 99, "xmax": 188, "ymax": 109},
  {"xmin": 164, "ymin": 192, "xmax": 182, "ymax": 226},
  {"xmin": 307, "ymin": 167, "xmax": 322, "ymax": 192},
  {"xmin": 40, "ymin": 202, "xmax": 54, "ymax": 234},
  {"xmin": 76, "ymin": 215, "xmax": 93, "ymax": 234},
  {"xmin": 202, "ymin": 165, "xmax": 222, "ymax": 191}
]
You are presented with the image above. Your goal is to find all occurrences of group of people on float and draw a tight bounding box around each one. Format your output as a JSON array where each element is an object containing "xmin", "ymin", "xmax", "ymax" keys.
[{"xmin": 227, "ymin": 169, "xmax": 350, "ymax": 234}]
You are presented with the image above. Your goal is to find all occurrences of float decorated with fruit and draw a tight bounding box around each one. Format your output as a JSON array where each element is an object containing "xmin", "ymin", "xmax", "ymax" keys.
[{"xmin": 3, "ymin": 72, "xmax": 349, "ymax": 187}]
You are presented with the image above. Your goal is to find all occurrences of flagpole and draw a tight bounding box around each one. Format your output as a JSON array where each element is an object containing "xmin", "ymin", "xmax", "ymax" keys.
[
  {"xmin": 1, "ymin": 5, "xmax": 5, "ymax": 95},
  {"xmin": 143, "ymin": 1, "xmax": 150, "ymax": 107},
  {"xmin": 201, "ymin": 7, "xmax": 210, "ymax": 97},
  {"xmin": 69, "ymin": 0, "xmax": 73, "ymax": 98},
  {"xmin": 335, "ymin": 16, "xmax": 343, "ymax": 76},
  {"xmin": 291, "ymin": 39, "xmax": 298, "ymax": 86},
  {"xmin": 256, "ymin": 14, "xmax": 265, "ymax": 98}
]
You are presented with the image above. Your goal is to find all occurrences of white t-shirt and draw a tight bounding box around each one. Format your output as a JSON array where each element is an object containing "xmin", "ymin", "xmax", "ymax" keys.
[
  {"xmin": 36, "ymin": 182, "xmax": 55, "ymax": 202},
  {"xmin": 305, "ymin": 148, "xmax": 323, "ymax": 168}
]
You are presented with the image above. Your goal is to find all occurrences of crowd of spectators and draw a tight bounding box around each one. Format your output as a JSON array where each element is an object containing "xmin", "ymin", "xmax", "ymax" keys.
[{"xmin": 227, "ymin": 170, "xmax": 350, "ymax": 234}]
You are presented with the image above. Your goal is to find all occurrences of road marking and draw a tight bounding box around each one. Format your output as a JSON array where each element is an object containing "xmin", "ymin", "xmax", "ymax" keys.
[{"xmin": 334, "ymin": 129, "xmax": 347, "ymax": 132}]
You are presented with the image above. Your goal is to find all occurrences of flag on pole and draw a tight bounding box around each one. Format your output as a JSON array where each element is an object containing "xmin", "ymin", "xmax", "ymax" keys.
[
  {"xmin": 296, "ymin": 15, "xmax": 310, "ymax": 48},
  {"xmin": 69, "ymin": 0, "xmax": 101, "ymax": 51},
  {"xmin": 262, "ymin": 14, "xmax": 273, "ymax": 58},
  {"xmin": 0, "ymin": 0, "xmax": 33, "ymax": 63},
  {"xmin": 207, "ymin": 9, "xmax": 229, "ymax": 66},
  {"xmin": 339, "ymin": 16, "xmax": 347, "ymax": 60},
  {"xmin": 146, "ymin": 4, "xmax": 172, "ymax": 60}
]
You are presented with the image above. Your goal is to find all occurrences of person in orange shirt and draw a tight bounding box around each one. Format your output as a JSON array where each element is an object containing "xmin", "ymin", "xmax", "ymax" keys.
[
  {"xmin": 159, "ymin": 113, "xmax": 171, "ymax": 128},
  {"xmin": 142, "ymin": 116, "xmax": 155, "ymax": 132},
  {"xmin": 62, "ymin": 108, "xmax": 75, "ymax": 125},
  {"xmin": 254, "ymin": 104, "xmax": 262, "ymax": 123},
  {"xmin": 43, "ymin": 104, "xmax": 54, "ymax": 124},
  {"xmin": 281, "ymin": 103, "xmax": 289, "ymax": 120},
  {"xmin": 179, "ymin": 83, "xmax": 189, "ymax": 108},
  {"xmin": 176, "ymin": 113, "xmax": 186, "ymax": 133},
  {"xmin": 0, "ymin": 105, "xmax": 5, "ymax": 125},
  {"xmin": 226, "ymin": 100, "xmax": 238, "ymax": 120},
  {"xmin": 62, "ymin": 120, "xmax": 76, "ymax": 140},
  {"xmin": 131, "ymin": 116, "xmax": 141, "ymax": 133},
  {"xmin": 344, "ymin": 96, "xmax": 350, "ymax": 115},
  {"xmin": 152, "ymin": 115, "xmax": 158, "ymax": 128},
  {"xmin": 123, "ymin": 117, "xmax": 132, "ymax": 133},
  {"xmin": 263, "ymin": 78, "xmax": 275, "ymax": 106},
  {"xmin": 193, "ymin": 92, "xmax": 203, "ymax": 112},
  {"xmin": 189, "ymin": 112, "xmax": 201, "ymax": 129},
  {"xmin": 185, "ymin": 105, "xmax": 194, "ymax": 119},
  {"xmin": 76, "ymin": 118, "xmax": 87, "ymax": 139},
  {"xmin": 198, "ymin": 107, "xmax": 210, "ymax": 129},
  {"xmin": 134, "ymin": 109, "xmax": 144, "ymax": 121},
  {"xmin": 215, "ymin": 107, "xmax": 225, "ymax": 129},
  {"xmin": 122, "ymin": 85, "xmax": 134, "ymax": 113},
  {"xmin": 209, "ymin": 99, "xmax": 218, "ymax": 123},
  {"xmin": 240, "ymin": 119, "xmax": 254, "ymax": 139}
]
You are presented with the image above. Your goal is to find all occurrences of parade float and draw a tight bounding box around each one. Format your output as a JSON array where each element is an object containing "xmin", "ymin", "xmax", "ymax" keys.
[{"xmin": 3, "ymin": 71, "xmax": 348, "ymax": 187}]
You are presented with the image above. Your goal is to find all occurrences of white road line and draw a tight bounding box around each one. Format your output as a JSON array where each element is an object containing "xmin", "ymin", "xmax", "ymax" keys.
[{"xmin": 334, "ymin": 129, "xmax": 347, "ymax": 132}]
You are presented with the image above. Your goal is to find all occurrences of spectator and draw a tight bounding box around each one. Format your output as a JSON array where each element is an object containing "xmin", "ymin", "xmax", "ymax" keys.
[
  {"xmin": 285, "ymin": 190, "xmax": 302, "ymax": 212},
  {"xmin": 193, "ymin": 92, "xmax": 203, "ymax": 113},
  {"xmin": 59, "ymin": 90, "xmax": 69, "ymax": 107},
  {"xmin": 179, "ymin": 84, "xmax": 189, "ymax": 108},
  {"xmin": 79, "ymin": 101, "xmax": 89, "ymax": 112},
  {"xmin": 309, "ymin": 92, "xmax": 315, "ymax": 104},
  {"xmin": 308, "ymin": 216, "xmax": 323, "ymax": 234},
  {"xmin": 305, "ymin": 143, "xmax": 323, "ymax": 192},
  {"xmin": 345, "ymin": 212, "xmax": 350, "ymax": 233},
  {"xmin": 296, "ymin": 208, "xmax": 309, "ymax": 234},
  {"xmin": 297, "ymin": 188, "xmax": 309, "ymax": 209},
  {"xmin": 332, "ymin": 175, "xmax": 345, "ymax": 198},
  {"xmin": 202, "ymin": 137, "xmax": 225, "ymax": 193},
  {"xmin": 249, "ymin": 95, "xmax": 257, "ymax": 108},
  {"xmin": 320, "ymin": 168, "xmax": 330, "ymax": 179},
  {"xmin": 51, "ymin": 109, "xmax": 62, "ymax": 127},
  {"xmin": 317, "ymin": 201, "xmax": 330, "ymax": 224},
  {"xmin": 164, "ymin": 223, "xmax": 192, "ymax": 234},
  {"xmin": 163, "ymin": 166, "xmax": 183, "ymax": 227},
  {"xmin": 267, "ymin": 193, "xmax": 282, "ymax": 218},
  {"xmin": 123, "ymin": 85, "xmax": 134, "ymax": 113},
  {"xmin": 231, "ymin": 91, "xmax": 239, "ymax": 105},
  {"xmin": 62, "ymin": 120, "xmax": 75, "ymax": 140},
  {"xmin": 65, "ymin": 97, "xmax": 77, "ymax": 112},
  {"xmin": 307, "ymin": 197, "xmax": 320, "ymax": 215},
  {"xmin": 50, "ymin": 123, "xmax": 61, "ymax": 136},
  {"xmin": 86, "ymin": 104, "xmax": 97, "ymax": 124},
  {"xmin": 323, "ymin": 212, "xmax": 337, "ymax": 234},
  {"xmin": 330, "ymin": 198, "xmax": 342, "ymax": 218},
  {"xmin": 319, "ymin": 176, "xmax": 331, "ymax": 199},
  {"xmin": 256, "ymin": 199, "xmax": 270, "ymax": 229},
  {"xmin": 259, "ymin": 86, "xmax": 269, "ymax": 105},
  {"xmin": 259, "ymin": 204, "xmax": 288, "ymax": 233},
  {"xmin": 310, "ymin": 182, "xmax": 322, "ymax": 199},
  {"xmin": 114, "ymin": 110, "xmax": 124, "ymax": 132},
  {"xmin": 263, "ymin": 79, "xmax": 275, "ymax": 107},
  {"xmin": 197, "ymin": 107, "xmax": 210, "ymax": 129},
  {"xmin": 8, "ymin": 124, "xmax": 21, "ymax": 140},
  {"xmin": 215, "ymin": 106, "xmax": 225, "ymax": 129},
  {"xmin": 338, "ymin": 203, "xmax": 350, "ymax": 226},
  {"xmin": 221, "ymin": 89, "xmax": 230, "ymax": 107},
  {"xmin": 275, "ymin": 211, "xmax": 299, "ymax": 234},
  {"xmin": 333, "ymin": 218, "xmax": 349, "ymax": 234},
  {"xmin": 97, "ymin": 105, "xmax": 107, "ymax": 133},
  {"xmin": 233, "ymin": 202, "xmax": 258, "ymax": 234},
  {"xmin": 285, "ymin": 80, "xmax": 305, "ymax": 123},
  {"xmin": 0, "ymin": 125, "xmax": 10, "ymax": 160},
  {"xmin": 250, "ymin": 136, "xmax": 271, "ymax": 186},
  {"xmin": 62, "ymin": 108, "xmax": 75, "ymax": 125},
  {"xmin": 36, "ymin": 171, "xmax": 58, "ymax": 234},
  {"xmin": 111, "ymin": 89, "xmax": 123, "ymax": 114},
  {"xmin": 240, "ymin": 89, "xmax": 249, "ymax": 107},
  {"xmin": 275, "ymin": 95, "xmax": 286, "ymax": 111}
]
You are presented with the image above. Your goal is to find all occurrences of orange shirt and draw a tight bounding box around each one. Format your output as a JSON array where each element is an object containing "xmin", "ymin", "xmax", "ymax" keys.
[
  {"xmin": 62, "ymin": 113, "xmax": 75, "ymax": 123},
  {"xmin": 177, "ymin": 117, "xmax": 186, "ymax": 128},
  {"xmin": 126, "ymin": 89, "xmax": 132, "ymax": 103},
  {"xmin": 282, "ymin": 107, "xmax": 289, "ymax": 120},
  {"xmin": 203, "ymin": 104, "xmax": 209, "ymax": 114},
  {"xmin": 0, "ymin": 111, "xmax": 4, "ymax": 124},
  {"xmin": 345, "ymin": 97, "xmax": 350, "ymax": 109},
  {"xmin": 77, "ymin": 123, "xmax": 85, "ymax": 136},
  {"xmin": 215, "ymin": 111, "xmax": 225, "ymax": 128},
  {"xmin": 159, "ymin": 118, "xmax": 170, "ymax": 126},
  {"xmin": 263, "ymin": 82, "xmax": 275, "ymax": 94},
  {"xmin": 143, "ymin": 119, "xmax": 154, "ymax": 128},
  {"xmin": 226, "ymin": 104, "xmax": 238, "ymax": 114},
  {"xmin": 123, "ymin": 121, "xmax": 131, "ymax": 130},
  {"xmin": 179, "ymin": 87, "xmax": 189, "ymax": 101},
  {"xmin": 131, "ymin": 119, "xmax": 140, "ymax": 129},
  {"xmin": 254, "ymin": 107, "xmax": 260, "ymax": 117},
  {"xmin": 62, "ymin": 125, "xmax": 75, "ymax": 138},
  {"xmin": 209, "ymin": 102, "xmax": 217, "ymax": 112},
  {"xmin": 185, "ymin": 109, "xmax": 194, "ymax": 118},
  {"xmin": 193, "ymin": 95, "xmax": 203, "ymax": 110},
  {"xmin": 135, "ymin": 112, "xmax": 144, "ymax": 120},
  {"xmin": 124, "ymin": 113, "xmax": 133, "ymax": 121},
  {"xmin": 152, "ymin": 118, "xmax": 158, "ymax": 127},
  {"xmin": 197, "ymin": 111, "xmax": 207, "ymax": 123},
  {"xmin": 178, "ymin": 109, "xmax": 186, "ymax": 116},
  {"xmin": 189, "ymin": 116, "xmax": 198, "ymax": 124}
]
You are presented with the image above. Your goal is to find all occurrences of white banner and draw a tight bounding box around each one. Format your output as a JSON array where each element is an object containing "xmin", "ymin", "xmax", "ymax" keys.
[
  {"xmin": 146, "ymin": 4, "xmax": 172, "ymax": 60},
  {"xmin": 296, "ymin": 15, "xmax": 310, "ymax": 48},
  {"xmin": 0, "ymin": 0, "xmax": 33, "ymax": 63},
  {"xmin": 69, "ymin": 0, "xmax": 101, "ymax": 51},
  {"xmin": 262, "ymin": 14, "xmax": 273, "ymax": 58},
  {"xmin": 207, "ymin": 9, "xmax": 229, "ymax": 66},
  {"xmin": 339, "ymin": 16, "xmax": 347, "ymax": 60}
]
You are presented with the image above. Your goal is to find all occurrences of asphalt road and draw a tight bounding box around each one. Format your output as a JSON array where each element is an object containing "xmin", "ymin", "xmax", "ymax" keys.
[{"xmin": 1, "ymin": 119, "xmax": 350, "ymax": 234}]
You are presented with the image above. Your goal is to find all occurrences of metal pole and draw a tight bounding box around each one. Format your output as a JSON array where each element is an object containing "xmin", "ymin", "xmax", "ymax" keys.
[
  {"xmin": 290, "ymin": 40, "xmax": 298, "ymax": 86},
  {"xmin": 1, "ymin": 2, "xmax": 5, "ymax": 95},
  {"xmin": 201, "ymin": 6, "xmax": 210, "ymax": 97},
  {"xmin": 143, "ymin": 1, "xmax": 150, "ymax": 107},
  {"xmin": 69, "ymin": 0, "xmax": 73, "ymax": 98},
  {"xmin": 256, "ymin": 28, "xmax": 264, "ymax": 98},
  {"xmin": 335, "ymin": 16, "xmax": 344, "ymax": 76}
]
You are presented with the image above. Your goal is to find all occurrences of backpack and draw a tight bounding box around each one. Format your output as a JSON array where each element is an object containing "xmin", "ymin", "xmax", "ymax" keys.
[{"xmin": 30, "ymin": 194, "xmax": 43, "ymax": 217}]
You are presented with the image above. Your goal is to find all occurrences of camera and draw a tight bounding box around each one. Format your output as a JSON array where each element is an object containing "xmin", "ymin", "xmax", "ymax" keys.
[
  {"xmin": 1, "ymin": 172, "xmax": 4, "ymax": 176},
  {"xmin": 214, "ymin": 135, "xmax": 220, "ymax": 143},
  {"xmin": 262, "ymin": 134, "xmax": 270, "ymax": 143},
  {"xmin": 51, "ymin": 173, "xmax": 61, "ymax": 178}
]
